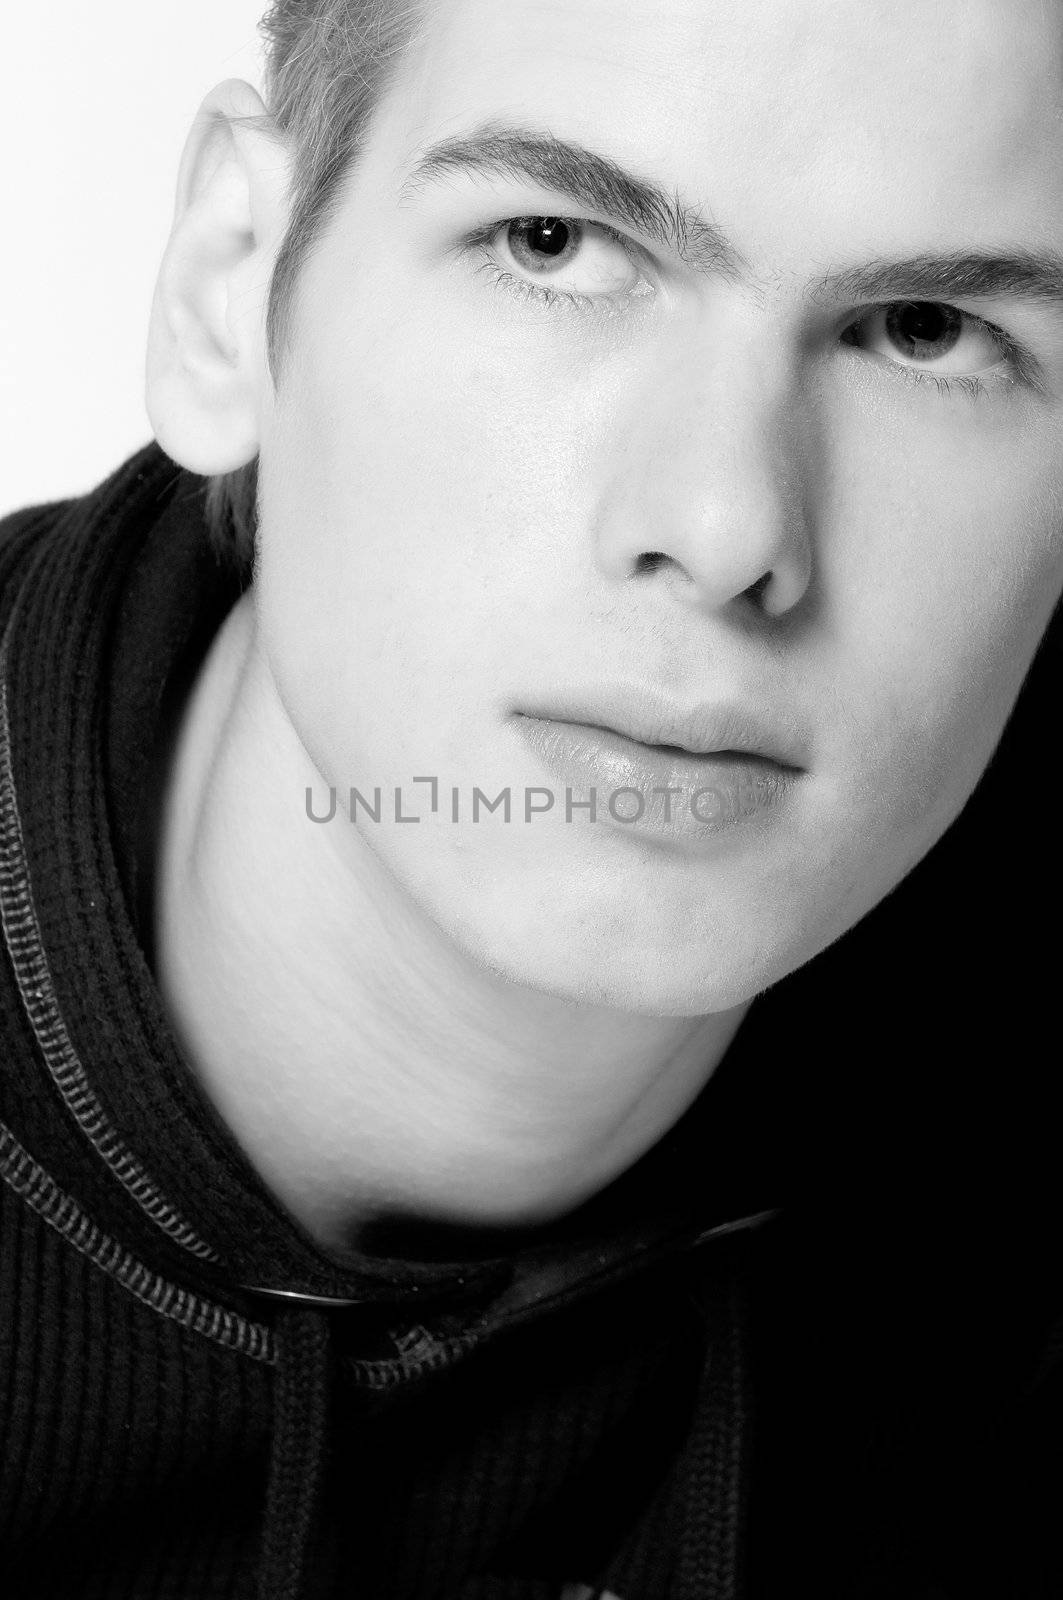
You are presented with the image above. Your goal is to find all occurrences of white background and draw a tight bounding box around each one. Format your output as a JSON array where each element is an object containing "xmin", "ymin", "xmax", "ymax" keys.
[{"xmin": 0, "ymin": 4, "xmax": 266, "ymax": 519}]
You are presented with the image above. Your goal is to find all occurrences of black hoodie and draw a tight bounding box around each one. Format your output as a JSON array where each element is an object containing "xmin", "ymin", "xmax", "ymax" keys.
[{"xmin": 0, "ymin": 441, "xmax": 1059, "ymax": 1600}]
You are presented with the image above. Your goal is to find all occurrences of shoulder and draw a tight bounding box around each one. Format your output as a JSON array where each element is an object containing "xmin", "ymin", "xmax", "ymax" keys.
[
  {"xmin": 0, "ymin": 443, "xmax": 187, "ymax": 631},
  {"xmin": 0, "ymin": 492, "xmax": 82, "ymax": 643},
  {"xmin": 0, "ymin": 490, "xmax": 79, "ymax": 566}
]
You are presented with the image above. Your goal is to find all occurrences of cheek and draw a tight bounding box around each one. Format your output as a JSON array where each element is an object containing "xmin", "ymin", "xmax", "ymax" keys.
[
  {"xmin": 820, "ymin": 423, "xmax": 1063, "ymax": 846},
  {"xmin": 258, "ymin": 283, "xmax": 599, "ymax": 661},
  {"xmin": 251, "ymin": 320, "xmax": 588, "ymax": 791}
]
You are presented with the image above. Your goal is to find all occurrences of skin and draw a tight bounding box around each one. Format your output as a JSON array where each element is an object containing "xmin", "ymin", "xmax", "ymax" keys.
[{"xmin": 145, "ymin": 0, "xmax": 1063, "ymax": 1258}]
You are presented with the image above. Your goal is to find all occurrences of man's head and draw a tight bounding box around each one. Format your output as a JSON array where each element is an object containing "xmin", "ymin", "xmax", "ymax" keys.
[{"xmin": 145, "ymin": 0, "xmax": 1063, "ymax": 1017}]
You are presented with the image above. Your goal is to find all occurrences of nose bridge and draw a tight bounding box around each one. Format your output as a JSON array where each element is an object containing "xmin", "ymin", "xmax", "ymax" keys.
[
  {"xmin": 657, "ymin": 312, "xmax": 801, "ymax": 533},
  {"xmin": 686, "ymin": 354, "xmax": 783, "ymax": 497},
  {"xmin": 595, "ymin": 310, "xmax": 811, "ymax": 611}
]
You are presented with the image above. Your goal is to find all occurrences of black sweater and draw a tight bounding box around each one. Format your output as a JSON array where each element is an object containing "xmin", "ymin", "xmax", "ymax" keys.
[{"xmin": 0, "ymin": 441, "xmax": 1059, "ymax": 1600}]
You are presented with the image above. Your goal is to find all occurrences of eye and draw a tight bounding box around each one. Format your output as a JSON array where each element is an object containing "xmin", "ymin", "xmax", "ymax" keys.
[
  {"xmin": 477, "ymin": 215, "xmax": 652, "ymax": 308},
  {"xmin": 841, "ymin": 300, "xmax": 1010, "ymax": 376}
]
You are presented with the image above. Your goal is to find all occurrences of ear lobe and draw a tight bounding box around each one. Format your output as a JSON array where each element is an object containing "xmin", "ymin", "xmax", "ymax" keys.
[{"xmin": 145, "ymin": 78, "xmax": 290, "ymax": 476}]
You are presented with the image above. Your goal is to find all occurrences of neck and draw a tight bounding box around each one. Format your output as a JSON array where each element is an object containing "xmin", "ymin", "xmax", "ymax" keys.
[{"xmin": 153, "ymin": 593, "xmax": 749, "ymax": 1261}]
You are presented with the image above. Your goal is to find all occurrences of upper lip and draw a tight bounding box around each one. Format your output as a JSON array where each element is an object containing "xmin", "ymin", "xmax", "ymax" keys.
[{"xmin": 517, "ymin": 684, "xmax": 807, "ymax": 768}]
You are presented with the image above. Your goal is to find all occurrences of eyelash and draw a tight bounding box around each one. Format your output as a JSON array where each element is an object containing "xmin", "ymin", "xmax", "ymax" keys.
[
  {"xmin": 464, "ymin": 216, "xmax": 647, "ymax": 317},
  {"xmin": 872, "ymin": 364, "xmax": 1010, "ymax": 403},
  {"xmin": 840, "ymin": 313, "xmax": 1021, "ymax": 403},
  {"xmin": 461, "ymin": 215, "xmax": 1027, "ymax": 399}
]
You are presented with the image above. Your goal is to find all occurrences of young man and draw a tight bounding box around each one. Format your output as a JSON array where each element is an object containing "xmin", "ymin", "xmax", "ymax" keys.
[{"xmin": 1, "ymin": 0, "xmax": 1060, "ymax": 1596}]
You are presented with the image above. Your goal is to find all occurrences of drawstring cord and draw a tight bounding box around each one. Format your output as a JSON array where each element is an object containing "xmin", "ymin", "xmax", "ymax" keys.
[
  {"xmin": 675, "ymin": 1271, "xmax": 753, "ymax": 1600},
  {"xmin": 587, "ymin": 1267, "xmax": 754, "ymax": 1600},
  {"xmin": 257, "ymin": 1305, "xmax": 334, "ymax": 1600}
]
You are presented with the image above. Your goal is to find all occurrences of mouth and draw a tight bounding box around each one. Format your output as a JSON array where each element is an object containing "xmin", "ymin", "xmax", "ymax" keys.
[
  {"xmin": 510, "ymin": 708, "xmax": 803, "ymax": 842},
  {"xmin": 512, "ymin": 688, "xmax": 807, "ymax": 772},
  {"xmin": 517, "ymin": 716, "xmax": 800, "ymax": 780},
  {"xmin": 605, "ymin": 730, "xmax": 794, "ymax": 767}
]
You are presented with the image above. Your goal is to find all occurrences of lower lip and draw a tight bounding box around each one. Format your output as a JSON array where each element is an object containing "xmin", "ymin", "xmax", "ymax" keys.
[{"xmin": 512, "ymin": 716, "xmax": 799, "ymax": 845}]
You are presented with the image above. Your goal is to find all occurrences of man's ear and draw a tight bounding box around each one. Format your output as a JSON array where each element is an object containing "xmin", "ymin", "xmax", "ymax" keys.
[{"xmin": 145, "ymin": 78, "xmax": 290, "ymax": 475}]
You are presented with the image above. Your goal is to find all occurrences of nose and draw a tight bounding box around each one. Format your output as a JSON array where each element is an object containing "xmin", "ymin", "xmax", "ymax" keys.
[{"xmin": 592, "ymin": 323, "xmax": 814, "ymax": 619}]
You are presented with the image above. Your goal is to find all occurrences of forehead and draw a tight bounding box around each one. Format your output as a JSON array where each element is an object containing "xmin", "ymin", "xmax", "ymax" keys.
[{"xmin": 390, "ymin": 0, "xmax": 1063, "ymax": 259}]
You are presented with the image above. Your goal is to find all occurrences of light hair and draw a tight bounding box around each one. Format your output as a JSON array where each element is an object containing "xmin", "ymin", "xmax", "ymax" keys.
[{"xmin": 202, "ymin": 0, "xmax": 429, "ymax": 571}]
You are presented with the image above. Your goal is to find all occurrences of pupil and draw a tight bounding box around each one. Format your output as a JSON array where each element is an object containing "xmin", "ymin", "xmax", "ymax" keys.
[
  {"xmin": 886, "ymin": 300, "xmax": 961, "ymax": 357},
  {"xmin": 900, "ymin": 303, "xmax": 946, "ymax": 342},
  {"xmin": 528, "ymin": 218, "xmax": 570, "ymax": 257}
]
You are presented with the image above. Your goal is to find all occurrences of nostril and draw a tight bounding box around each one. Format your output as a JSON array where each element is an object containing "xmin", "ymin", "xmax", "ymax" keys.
[{"xmin": 635, "ymin": 551, "xmax": 668, "ymax": 574}]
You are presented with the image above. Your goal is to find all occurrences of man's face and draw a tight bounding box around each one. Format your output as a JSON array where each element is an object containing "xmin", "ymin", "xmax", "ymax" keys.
[{"xmin": 252, "ymin": 0, "xmax": 1063, "ymax": 1014}]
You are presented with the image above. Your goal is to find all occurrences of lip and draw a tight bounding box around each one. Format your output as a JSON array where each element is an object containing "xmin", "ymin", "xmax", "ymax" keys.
[
  {"xmin": 514, "ymin": 684, "xmax": 808, "ymax": 769},
  {"xmin": 511, "ymin": 705, "xmax": 804, "ymax": 847}
]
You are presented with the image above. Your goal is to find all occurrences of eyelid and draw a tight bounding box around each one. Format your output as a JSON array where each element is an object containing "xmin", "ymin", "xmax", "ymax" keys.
[
  {"xmin": 839, "ymin": 299, "xmax": 1006, "ymax": 337},
  {"xmin": 466, "ymin": 213, "xmax": 646, "ymax": 267},
  {"xmin": 460, "ymin": 213, "xmax": 658, "ymax": 318},
  {"xmin": 837, "ymin": 297, "xmax": 1051, "ymax": 394},
  {"xmin": 841, "ymin": 299, "xmax": 1029, "ymax": 367}
]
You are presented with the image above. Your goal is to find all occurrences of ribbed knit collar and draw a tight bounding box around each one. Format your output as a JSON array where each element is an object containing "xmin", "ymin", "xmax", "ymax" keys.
[{"xmin": 0, "ymin": 440, "xmax": 787, "ymax": 1324}]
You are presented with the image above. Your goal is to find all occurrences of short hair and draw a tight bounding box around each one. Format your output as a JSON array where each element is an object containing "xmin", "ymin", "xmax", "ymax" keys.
[{"xmin": 202, "ymin": 0, "xmax": 429, "ymax": 571}]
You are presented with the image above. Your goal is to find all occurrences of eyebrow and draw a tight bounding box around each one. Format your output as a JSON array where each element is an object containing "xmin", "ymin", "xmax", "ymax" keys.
[
  {"xmin": 811, "ymin": 251, "xmax": 1063, "ymax": 308},
  {"xmin": 397, "ymin": 120, "xmax": 746, "ymax": 280},
  {"xmin": 398, "ymin": 121, "xmax": 1063, "ymax": 313}
]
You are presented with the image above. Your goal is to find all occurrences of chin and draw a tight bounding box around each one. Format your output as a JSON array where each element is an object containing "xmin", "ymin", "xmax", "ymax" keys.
[{"xmin": 467, "ymin": 927, "xmax": 762, "ymax": 1016}]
